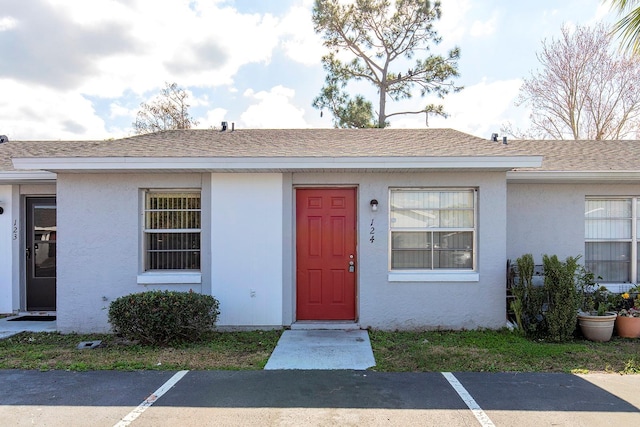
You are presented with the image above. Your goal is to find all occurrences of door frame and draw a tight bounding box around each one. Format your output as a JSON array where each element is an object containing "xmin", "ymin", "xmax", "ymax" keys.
[
  {"xmin": 293, "ymin": 186, "xmax": 359, "ymax": 322},
  {"xmin": 23, "ymin": 196, "xmax": 57, "ymax": 312}
]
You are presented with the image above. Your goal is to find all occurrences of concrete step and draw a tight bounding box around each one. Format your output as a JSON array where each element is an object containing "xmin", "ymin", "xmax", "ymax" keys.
[{"xmin": 290, "ymin": 321, "xmax": 361, "ymax": 330}]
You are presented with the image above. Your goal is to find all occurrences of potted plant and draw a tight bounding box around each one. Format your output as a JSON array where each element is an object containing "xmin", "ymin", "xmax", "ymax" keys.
[
  {"xmin": 577, "ymin": 270, "xmax": 617, "ymax": 342},
  {"xmin": 615, "ymin": 289, "xmax": 640, "ymax": 338}
]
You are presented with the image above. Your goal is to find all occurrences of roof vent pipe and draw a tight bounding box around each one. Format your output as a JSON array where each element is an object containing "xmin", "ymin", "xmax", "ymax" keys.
[
  {"xmin": 491, "ymin": 133, "xmax": 498, "ymax": 142},
  {"xmin": 503, "ymin": 136, "xmax": 508, "ymax": 145},
  {"xmin": 231, "ymin": 122, "xmax": 235, "ymax": 131},
  {"xmin": 221, "ymin": 121, "xmax": 228, "ymax": 131},
  {"xmin": 0, "ymin": 135, "xmax": 8, "ymax": 143}
]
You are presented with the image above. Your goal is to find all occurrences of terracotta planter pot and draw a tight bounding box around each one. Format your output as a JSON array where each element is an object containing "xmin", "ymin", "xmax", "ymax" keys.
[
  {"xmin": 615, "ymin": 315, "xmax": 640, "ymax": 338},
  {"xmin": 577, "ymin": 312, "xmax": 617, "ymax": 342}
]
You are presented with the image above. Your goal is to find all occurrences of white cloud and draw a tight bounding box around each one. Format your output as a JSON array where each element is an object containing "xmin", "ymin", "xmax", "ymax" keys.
[
  {"xmin": 391, "ymin": 78, "xmax": 523, "ymax": 138},
  {"xmin": 0, "ymin": 79, "xmax": 110, "ymax": 140},
  {"xmin": 200, "ymin": 108, "xmax": 228, "ymax": 129},
  {"xmin": 0, "ymin": 16, "xmax": 18, "ymax": 31},
  {"xmin": 470, "ymin": 13, "xmax": 498, "ymax": 38},
  {"xmin": 437, "ymin": 0, "xmax": 472, "ymax": 44},
  {"xmin": 240, "ymin": 85, "xmax": 308, "ymax": 128},
  {"xmin": 24, "ymin": 0, "xmax": 287, "ymax": 98},
  {"xmin": 279, "ymin": 4, "xmax": 325, "ymax": 66},
  {"xmin": 109, "ymin": 103, "xmax": 134, "ymax": 120}
]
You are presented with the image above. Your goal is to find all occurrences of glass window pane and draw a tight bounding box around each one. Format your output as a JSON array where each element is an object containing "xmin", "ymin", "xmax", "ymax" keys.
[
  {"xmin": 390, "ymin": 190, "xmax": 475, "ymax": 271},
  {"xmin": 439, "ymin": 210, "xmax": 474, "ymax": 228},
  {"xmin": 585, "ymin": 199, "xmax": 631, "ymax": 218},
  {"xmin": 391, "ymin": 191, "xmax": 439, "ymax": 209},
  {"xmin": 391, "ymin": 210, "xmax": 439, "ymax": 228},
  {"xmin": 585, "ymin": 242, "xmax": 630, "ymax": 282},
  {"xmin": 434, "ymin": 231, "xmax": 473, "ymax": 249},
  {"xmin": 585, "ymin": 219, "xmax": 631, "ymax": 239},
  {"xmin": 34, "ymin": 242, "xmax": 56, "ymax": 277},
  {"xmin": 391, "ymin": 250, "xmax": 432, "ymax": 269},
  {"xmin": 392, "ymin": 232, "xmax": 431, "ymax": 249},
  {"xmin": 145, "ymin": 192, "xmax": 201, "ymax": 271},
  {"xmin": 434, "ymin": 250, "xmax": 473, "ymax": 269},
  {"xmin": 440, "ymin": 191, "xmax": 474, "ymax": 208}
]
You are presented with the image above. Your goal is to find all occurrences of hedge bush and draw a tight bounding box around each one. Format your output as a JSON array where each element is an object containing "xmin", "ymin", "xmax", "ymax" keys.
[
  {"xmin": 511, "ymin": 254, "xmax": 581, "ymax": 342},
  {"xmin": 108, "ymin": 290, "xmax": 220, "ymax": 346}
]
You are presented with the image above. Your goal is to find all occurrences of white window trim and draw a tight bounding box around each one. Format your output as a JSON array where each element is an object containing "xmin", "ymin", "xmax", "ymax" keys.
[
  {"xmin": 141, "ymin": 189, "xmax": 202, "ymax": 276},
  {"xmin": 388, "ymin": 187, "xmax": 478, "ymax": 276},
  {"xmin": 137, "ymin": 271, "xmax": 202, "ymax": 285},
  {"xmin": 389, "ymin": 271, "xmax": 479, "ymax": 282}
]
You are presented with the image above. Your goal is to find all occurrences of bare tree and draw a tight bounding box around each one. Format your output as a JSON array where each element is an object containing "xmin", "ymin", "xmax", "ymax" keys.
[
  {"xmin": 133, "ymin": 82, "xmax": 200, "ymax": 135},
  {"xmin": 312, "ymin": 0, "xmax": 461, "ymax": 128},
  {"xmin": 513, "ymin": 24, "xmax": 640, "ymax": 140}
]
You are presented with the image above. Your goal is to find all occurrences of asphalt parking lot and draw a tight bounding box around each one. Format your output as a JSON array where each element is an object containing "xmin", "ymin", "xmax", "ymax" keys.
[{"xmin": 0, "ymin": 370, "xmax": 638, "ymax": 426}]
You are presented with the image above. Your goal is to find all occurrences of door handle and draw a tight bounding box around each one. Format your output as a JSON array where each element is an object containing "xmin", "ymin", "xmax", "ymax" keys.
[
  {"xmin": 26, "ymin": 247, "xmax": 31, "ymax": 259},
  {"xmin": 348, "ymin": 260, "xmax": 355, "ymax": 272}
]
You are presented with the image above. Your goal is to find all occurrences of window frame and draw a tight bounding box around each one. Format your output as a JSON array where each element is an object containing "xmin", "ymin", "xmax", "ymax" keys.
[
  {"xmin": 141, "ymin": 189, "xmax": 202, "ymax": 273},
  {"xmin": 388, "ymin": 187, "xmax": 478, "ymax": 277},
  {"xmin": 585, "ymin": 196, "xmax": 638, "ymax": 284}
]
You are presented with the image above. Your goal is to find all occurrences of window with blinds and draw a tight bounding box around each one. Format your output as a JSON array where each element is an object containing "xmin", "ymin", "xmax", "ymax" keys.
[
  {"xmin": 585, "ymin": 197, "xmax": 638, "ymax": 283},
  {"xmin": 390, "ymin": 189, "xmax": 476, "ymax": 270},
  {"xmin": 144, "ymin": 191, "xmax": 201, "ymax": 271}
]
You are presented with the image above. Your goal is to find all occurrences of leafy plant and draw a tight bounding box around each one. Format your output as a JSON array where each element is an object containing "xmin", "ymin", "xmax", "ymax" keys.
[
  {"xmin": 510, "ymin": 254, "xmax": 546, "ymax": 337},
  {"xmin": 108, "ymin": 290, "xmax": 220, "ymax": 346},
  {"xmin": 510, "ymin": 254, "xmax": 582, "ymax": 342},
  {"xmin": 542, "ymin": 254, "xmax": 580, "ymax": 342}
]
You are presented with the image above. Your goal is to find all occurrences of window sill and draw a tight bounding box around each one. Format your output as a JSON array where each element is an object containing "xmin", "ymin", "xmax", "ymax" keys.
[
  {"xmin": 388, "ymin": 271, "xmax": 479, "ymax": 282},
  {"xmin": 137, "ymin": 272, "xmax": 202, "ymax": 285}
]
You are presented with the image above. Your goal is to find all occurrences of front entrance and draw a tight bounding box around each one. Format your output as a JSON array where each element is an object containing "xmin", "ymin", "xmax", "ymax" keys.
[
  {"xmin": 25, "ymin": 197, "xmax": 56, "ymax": 311},
  {"xmin": 296, "ymin": 188, "xmax": 357, "ymax": 320}
]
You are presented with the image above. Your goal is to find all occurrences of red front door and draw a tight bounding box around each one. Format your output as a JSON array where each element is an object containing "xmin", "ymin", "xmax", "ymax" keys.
[{"xmin": 296, "ymin": 188, "xmax": 357, "ymax": 320}]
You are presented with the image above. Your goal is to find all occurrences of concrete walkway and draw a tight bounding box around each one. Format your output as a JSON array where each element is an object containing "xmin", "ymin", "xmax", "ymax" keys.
[
  {"xmin": 264, "ymin": 329, "xmax": 376, "ymax": 370},
  {"xmin": 0, "ymin": 316, "xmax": 57, "ymax": 339}
]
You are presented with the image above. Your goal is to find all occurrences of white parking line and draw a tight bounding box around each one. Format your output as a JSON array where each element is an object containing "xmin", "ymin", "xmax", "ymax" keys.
[
  {"xmin": 114, "ymin": 370, "xmax": 189, "ymax": 427},
  {"xmin": 442, "ymin": 372, "xmax": 495, "ymax": 427}
]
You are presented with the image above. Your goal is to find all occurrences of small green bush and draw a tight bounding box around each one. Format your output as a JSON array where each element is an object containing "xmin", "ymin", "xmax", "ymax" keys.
[
  {"xmin": 108, "ymin": 290, "xmax": 220, "ymax": 346},
  {"xmin": 543, "ymin": 254, "xmax": 580, "ymax": 342},
  {"xmin": 511, "ymin": 254, "xmax": 581, "ymax": 342},
  {"xmin": 511, "ymin": 254, "xmax": 546, "ymax": 337}
]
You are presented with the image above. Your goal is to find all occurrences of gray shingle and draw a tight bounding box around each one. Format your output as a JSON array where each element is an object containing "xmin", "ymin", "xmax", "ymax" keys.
[{"xmin": 3, "ymin": 128, "xmax": 639, "ymax": 173}]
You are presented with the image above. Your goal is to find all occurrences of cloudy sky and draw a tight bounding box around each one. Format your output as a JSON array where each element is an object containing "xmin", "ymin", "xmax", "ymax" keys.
[{"xmin": 0, "ymin": 0, "xmax": 618, "ymax": 140}]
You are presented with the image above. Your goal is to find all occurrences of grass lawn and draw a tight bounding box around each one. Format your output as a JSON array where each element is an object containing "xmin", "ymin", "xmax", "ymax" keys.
[
  {"xmin": 0, "ymin": 330, "xmax": 282, "ymax": 371},
  {"xmin": 0, "ymin": 329, "xmax": 638, "ymax": 373},
  {"xmin": 369, "ymin": 329, "xmax": 640, "ymax": 374}
]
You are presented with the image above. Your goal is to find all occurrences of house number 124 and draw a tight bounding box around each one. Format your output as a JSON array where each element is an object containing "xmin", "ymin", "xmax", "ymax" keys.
[{"xmin": 370, "ymin": 219, "xmax": 375, "ymax": 243}]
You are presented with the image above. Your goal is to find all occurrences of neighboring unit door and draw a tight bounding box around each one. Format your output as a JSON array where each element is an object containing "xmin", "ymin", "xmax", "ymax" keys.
[
  {"xmin": 296, "ymin": 188, "xmax": 356, "ymax": 320},
  {"xmin": 26, "ymin": 198, "xmax": 56, "ymax": 311}
]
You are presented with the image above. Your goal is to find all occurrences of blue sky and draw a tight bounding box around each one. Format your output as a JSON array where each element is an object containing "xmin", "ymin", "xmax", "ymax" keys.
[{"xmin": 0, "ymin": 0, "xmax": 618, "ymax": 140}]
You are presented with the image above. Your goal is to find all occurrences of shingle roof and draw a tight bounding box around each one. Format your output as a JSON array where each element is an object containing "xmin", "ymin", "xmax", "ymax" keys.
[
  {"xmin": 0, "ymin": 128, "xmax": 531, "ymax": 172},
  {"xmin": 3, "ymin": 128, "xmax": 640, "ymax": 173},
  {"xmin": 509, "ymin": 139, "xmax": 640, "ymax": 171}
]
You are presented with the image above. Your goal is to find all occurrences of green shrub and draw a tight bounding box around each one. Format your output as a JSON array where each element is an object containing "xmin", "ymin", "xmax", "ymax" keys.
[
  {"xmin": 511, "ymin": 254, "xmax": 582, "ymax": 342},
  {"xmin": 542, "ymin": 254, "xmax": 580, "ymax": 342},
  {"xmin": 511, "ymin": 254, "xmax": 546, "ymax": 337},
  {"xmin": 108, "ymin": 290, "xmax": 220, "ymax": 346}
]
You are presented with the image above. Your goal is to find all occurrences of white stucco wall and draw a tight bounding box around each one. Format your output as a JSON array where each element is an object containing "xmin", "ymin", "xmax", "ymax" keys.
[
  {"xmin": 292, "ymin": 172, "xmax": 508, "ymax": 330},
  {"xmin": 211, "ymin": 173, "xmax": 283, "ymax": 327},
  {"xmin": 506, "ymin": 183, "xmax": 640, "ymax": 262},
  {"xmin": 0, "ymin": 185, "xmax": 14, "ymax": 313},
  {"xmin": 56, "ymin": 173, "xmax": 204, "ymax": 333}
]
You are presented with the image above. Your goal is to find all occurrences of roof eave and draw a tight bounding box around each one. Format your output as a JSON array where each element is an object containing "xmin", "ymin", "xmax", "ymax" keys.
[
  {"xmin": 0, "ymin": 171, "xmax": 57, "ymax": 184},
  {"xmin": 12, "ymin": 156, "xmax": 543, "ymax": 172},
  {"xmin": 508, "ymin": 171, "xmax": 640, "ymax": 183}
]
